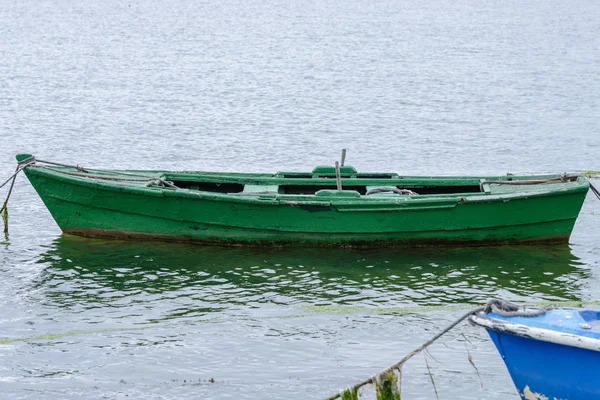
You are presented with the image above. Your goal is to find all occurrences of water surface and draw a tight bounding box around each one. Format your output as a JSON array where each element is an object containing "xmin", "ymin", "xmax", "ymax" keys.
[{"xmin": 1, "ymin": 0, "xmax": 599, "ymax": 398}]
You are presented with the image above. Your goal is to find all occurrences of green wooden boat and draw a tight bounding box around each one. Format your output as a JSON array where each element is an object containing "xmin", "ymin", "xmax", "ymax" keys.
[{"xmin": 16, "ymin": 153, "xmax": 589, "ymax": 247}]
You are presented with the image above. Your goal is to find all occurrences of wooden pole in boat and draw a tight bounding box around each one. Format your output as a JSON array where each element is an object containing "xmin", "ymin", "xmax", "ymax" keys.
[
  {"xmin": 335, "ymin": 161, "xmax": 342, "ymax": 191},
  {"xmin": 341, "ymin": 149, "xmax": 347, "ymax": 166}
]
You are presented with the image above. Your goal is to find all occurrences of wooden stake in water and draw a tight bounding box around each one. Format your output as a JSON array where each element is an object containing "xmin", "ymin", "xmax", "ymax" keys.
[
  {"xmin": 1, "ymin": 166, "xmax": 21, "ymax": 235},
  {"xmin": 1, "ymin": 204, "xmax": 7, "ymax": 234},
  {"xmin": 341, "ymin": 149, "xmax": 347, "ymax": 166}
]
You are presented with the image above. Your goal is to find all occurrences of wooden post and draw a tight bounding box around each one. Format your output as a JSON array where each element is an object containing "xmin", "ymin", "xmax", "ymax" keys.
[
  {"xmin": 335, "ymin": 161, "xmax": 342, "ymax": 191},
  {"xmin": 341, "ymin": 149, "xmax": 347, "ymax": 166}
]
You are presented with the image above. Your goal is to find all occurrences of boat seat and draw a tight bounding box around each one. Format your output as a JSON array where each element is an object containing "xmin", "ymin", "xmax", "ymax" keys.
[
  {"xmin": 241, "ymin": 184, "xmax": 279, "ymax": 194},
  {"xmin": 311, "ymin": 165, "xmax": 357, "ymax": 178},
  {"xmin": 229, "ymin": 184, "xmax": 279, "ymax": 197}
]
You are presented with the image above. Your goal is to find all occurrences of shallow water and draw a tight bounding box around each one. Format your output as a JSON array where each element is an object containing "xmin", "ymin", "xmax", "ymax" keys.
[{"xmin": 1, "ymin": 0, "xmax": 600, "ymax": 398}]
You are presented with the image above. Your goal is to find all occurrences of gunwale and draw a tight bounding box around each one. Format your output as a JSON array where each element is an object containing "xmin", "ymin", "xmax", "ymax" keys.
[{"xmin": 23, "ymin": 164, "xmax": 590, "ymax": 206}]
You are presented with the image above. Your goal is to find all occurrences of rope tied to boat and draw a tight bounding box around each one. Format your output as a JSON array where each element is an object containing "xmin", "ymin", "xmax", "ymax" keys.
[
  {"xmin": 325, "ymin": 298, "xmax": 554, "ymax": 399},
  {"xmin": 325, "ymin": 305, "xmax": 486, "ymax": 400},
  {"xmin": 478, "ymin": 173, "xmax": 595, "ymax": 195},
  {"xmin": 589, "ymin": 181, "xmax": 600, "ymax": 201},
  {"xmin": 479, "ymin": 173, "xmax": 600, "ymax": 201},
  {"xmin": 0, "ymin": 156, "xmax": 178, "ymax": 234},
  {"xmin": 483, "ymin": 298, "xmax": 553, "ymax": 317},
  {"xmin": 32, "ymin": 158, "xmax": 178, "ymax": 188},
  {"xmin": 479, "ymin": 175, "xmax": 579, "ymax": 189},
  {"xmin": 1, "ymin": 157, "xmax": 36, "ymax": 234}
]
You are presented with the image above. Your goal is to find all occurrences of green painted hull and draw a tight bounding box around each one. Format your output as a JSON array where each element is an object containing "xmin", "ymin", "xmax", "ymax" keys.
[{"xmin": 21, "ymin": 158, "xmax": 589, "ymax": 247}]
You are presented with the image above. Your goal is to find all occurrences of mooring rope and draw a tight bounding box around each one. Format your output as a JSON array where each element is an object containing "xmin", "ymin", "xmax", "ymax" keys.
[
  {"xmin": 484, "ymin": 298, "xmax": 553, "ymax": 317},
  {"xmin": 0, "ymin": 156, "xmax": 178, "ymax": 234},
  {"xmin": 0, "ymin": 156, "xmax": 37, "ymax": 233},
  {"xmin": 492, "ymin": 177, "xmax": 578, "ymax": 185},
  {"xmin": 589, "ymin": 181, "xmax": 600, "ymax": 200},
  {"xmin": 0, "ymin": 166, "xmax": 19, "ymax": 233},
  {"xmin": 40, "ymin": 166, "xmax": 160, "ymax": 183},
  {"xmin": 32, "ymin": 157, "xmax": 178, "ymax": 188},
  {"xmin": 479, "ymin": 175, "xmax": 579, "ymax": 189},
  {"xmin": 0, "ymin": 167, "xmax": 23, "ymax": 190},
  {"xmin": 325, "ymin": 298, "xmax": 552, "ymax": 400},
  {"xmin": 325, "ymin": 306, "xmax": 483, "ymax": 400}
]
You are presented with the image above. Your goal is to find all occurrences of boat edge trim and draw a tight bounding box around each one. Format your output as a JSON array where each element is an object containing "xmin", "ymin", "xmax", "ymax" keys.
[{"xmin": 469, "ymin": 313, "xmax": 600, "ymax": 352}]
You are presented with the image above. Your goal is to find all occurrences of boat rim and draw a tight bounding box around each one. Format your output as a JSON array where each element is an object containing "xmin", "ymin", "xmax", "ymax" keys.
[
  {"xmin": 21, "ymin": 162, "xmax": 590, "ymax": 205},
  {"xmin": 469, "ymin": 312, "xmax": 600, "ymax": 352}
]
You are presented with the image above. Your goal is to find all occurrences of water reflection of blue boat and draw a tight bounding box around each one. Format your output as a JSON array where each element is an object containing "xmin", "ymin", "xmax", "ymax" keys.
[{"xmin": 470, "ymin": 307, "xmax": 600, "ymax": 400}]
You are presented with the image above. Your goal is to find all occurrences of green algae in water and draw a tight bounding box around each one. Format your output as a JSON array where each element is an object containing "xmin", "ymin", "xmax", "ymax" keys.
[
  {"xmin": 0, "ymin": 326, "xmax": 148, "ymax": 344},
  {"xmin": 300, "ymin": 304, "xmax": 466, "ymax": 315},
  {"xmin": 340, "ymin": 387, "xmax": 360, "ymax": 400},
  {"xmin": 301, "ymin": 300, "xmax": 600, "ymax": 316},
  {"xmin": 583, "ymin": 170, "xmax": 600, "ymax": 178},
  {"xmin": 375, "ymin": 370, "xmax": 401, "ymax": 400}
]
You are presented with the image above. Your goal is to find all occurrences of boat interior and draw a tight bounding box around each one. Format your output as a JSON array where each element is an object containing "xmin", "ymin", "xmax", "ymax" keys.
[
  {"xmin": 162, "ymin": 165, "xmax": 560, "ymax": 196},
  {"xmin": 26, "ymin": 156, "xmax": 581, "ymax": 199}
]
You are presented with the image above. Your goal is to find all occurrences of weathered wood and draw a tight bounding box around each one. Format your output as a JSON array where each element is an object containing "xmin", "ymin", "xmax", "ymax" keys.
[{"xmin": 335, "ymin": 161, "xmax": 342, "ymax": 191}]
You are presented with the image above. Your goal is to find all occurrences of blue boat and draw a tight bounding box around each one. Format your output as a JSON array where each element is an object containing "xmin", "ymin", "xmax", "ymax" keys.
[{"xmin": 470, "ymin": 306, "xmax": 600, "ymax": 400}]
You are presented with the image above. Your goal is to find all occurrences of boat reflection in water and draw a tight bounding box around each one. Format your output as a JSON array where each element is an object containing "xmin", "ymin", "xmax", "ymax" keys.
[{"xmin": 31, "ymin": 235, "xmax": 590, "ymax": 319}]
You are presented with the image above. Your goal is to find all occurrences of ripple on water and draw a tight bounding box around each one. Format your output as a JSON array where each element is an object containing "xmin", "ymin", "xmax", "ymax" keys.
[{"xmin": 1, "ymin": 0, "xmax": 599, "ymax": 397}]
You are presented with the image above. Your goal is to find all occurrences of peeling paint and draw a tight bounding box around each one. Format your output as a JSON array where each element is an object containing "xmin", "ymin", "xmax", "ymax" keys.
[
  {"xmin": 521, "ymin": 385, "xmax": 565, "ymax": 400},
  {"xmin": 522, "ymin": 386, "xmax": 549, "ymax": 400},
  {"xmin": 470, "ymin": 314, "xmax": 600, "ymax": 352}
]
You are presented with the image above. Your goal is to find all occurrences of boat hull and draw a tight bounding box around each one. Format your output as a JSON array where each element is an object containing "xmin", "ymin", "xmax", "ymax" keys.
[
  {"xmin": 23, "ymin": 165, "xmax": 588, "ymax": 247},
  {"xmin": 470, "ymin": 308, "xmax": 600, "ymax": 400},
  {"xmin": 486, "ymin": 329, "xmax": 600, "ymax": 400}
]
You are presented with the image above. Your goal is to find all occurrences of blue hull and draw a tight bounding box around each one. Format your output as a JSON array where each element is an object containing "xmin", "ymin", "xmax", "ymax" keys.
[{"xmin": 487, "ymin": 329, "xmax": 600, "ymax": 400}]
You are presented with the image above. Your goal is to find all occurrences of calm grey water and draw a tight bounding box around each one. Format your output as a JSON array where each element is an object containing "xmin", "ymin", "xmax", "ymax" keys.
[{"xmin": 1, "ymin": 0, "xmax": 600, "ymax": 399}]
